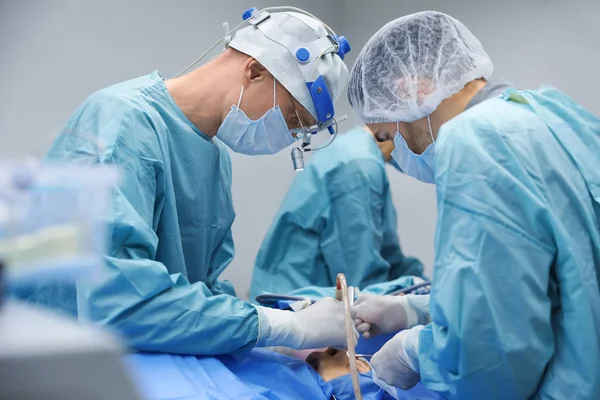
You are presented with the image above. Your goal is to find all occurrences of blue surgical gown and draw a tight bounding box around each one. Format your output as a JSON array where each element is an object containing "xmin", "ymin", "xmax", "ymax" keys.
[
  {"xmin": 419, "ymin": 86, "xmax": 600, "ymax": 399},
  {"xmin": 13, "ymin": 71, "xmax": 259, "ymax": 355},
  {"xmin": 250, "ymin": 127, "xmax": 424, "ymax": 301}
]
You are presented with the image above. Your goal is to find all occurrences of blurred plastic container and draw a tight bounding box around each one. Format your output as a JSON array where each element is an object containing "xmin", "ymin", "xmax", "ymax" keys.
[{"xmin": 0, "ymin": 162, "xmax": 118, "ymax": 284}]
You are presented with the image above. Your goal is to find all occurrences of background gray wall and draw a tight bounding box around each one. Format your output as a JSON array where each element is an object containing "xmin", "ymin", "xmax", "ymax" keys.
[{"xmin": 1, "ymin": 0, "xmax": 598, "ymax": 299}]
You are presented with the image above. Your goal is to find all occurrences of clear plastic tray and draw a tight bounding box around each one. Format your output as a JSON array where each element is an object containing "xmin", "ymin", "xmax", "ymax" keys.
[{"xmin": 0, "ymin": 162, "xmax": 118, "ymax": 284}]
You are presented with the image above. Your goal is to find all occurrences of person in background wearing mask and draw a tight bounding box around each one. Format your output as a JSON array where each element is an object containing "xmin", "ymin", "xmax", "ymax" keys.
[
  {"xmin": 347, "ymin": 10, "xmax": 600, "ymax": 400},
  {"xmin": 250, "ymin": 125, "xmax": 425, "ymax": 302},
  {"xmin": 14, "ymin": 8, "xmax": 358, "ymax": 356}
]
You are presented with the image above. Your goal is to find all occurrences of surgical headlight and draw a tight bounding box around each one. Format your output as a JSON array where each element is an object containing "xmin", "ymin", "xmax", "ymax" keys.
[
  {"xmin": 289, "ymin": 115, "xmax": 348, "ymax": 172},
  {"xmin": 173, "ymin": 6, "xmax": 351, "ymax": 171},
  {"xmin": 239, "ymin": 6, "xmax": 352, "ymax": 171},
  {"xmin": 291, "ymin": 147, "xmax": 305, "ymax": 172},
  {"xmin": 241, "ymin": 7, "xmax": 350, "ymax": 134}
]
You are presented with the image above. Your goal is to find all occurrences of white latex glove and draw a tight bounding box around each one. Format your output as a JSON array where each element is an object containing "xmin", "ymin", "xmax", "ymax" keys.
[
  {"xmin": 351, "ymin": 293, "xmax": 430, "ymax": 338},
  {"xmin": 371, "ymin": 325, "xmax": 424, "ymax": 391},
  {"xmin": 255, "ymin": 297, "xmax": 358, "ymax": 350}
]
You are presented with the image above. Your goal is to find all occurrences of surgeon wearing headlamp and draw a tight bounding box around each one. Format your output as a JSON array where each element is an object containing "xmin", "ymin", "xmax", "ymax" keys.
[{"xmin": 14, "ymin": 7, "xmax": 358, "ymax": 356}]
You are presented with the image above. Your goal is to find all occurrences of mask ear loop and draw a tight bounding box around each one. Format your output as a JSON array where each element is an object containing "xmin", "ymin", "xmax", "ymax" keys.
[
  {"xmin": 237, "ymin": 86, "xmax": 245, "ymax": 109},
  {"xmin": 273, "ymin": 77, "xmax": 277, "ymax": 108},
  {"xmin": 427, "ymin": 115, "xmax": 435, "ymax": 144},
  {"xmin": 295, "ymin": 110, "xmax": 305, "ymax": 132}
]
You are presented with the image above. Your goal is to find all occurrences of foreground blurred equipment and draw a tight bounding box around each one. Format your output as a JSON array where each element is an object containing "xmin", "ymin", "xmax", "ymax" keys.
[
  {"xmin": 0, "ymin": 162, "xmax": 140, "ymax": 399},
  {"xmin": 0, "ymin": 162, "xmax": 116, "ymax": 286},
  {"xmin": 0, "ymin": 300, "xmax": 141, "ymax": 400}
]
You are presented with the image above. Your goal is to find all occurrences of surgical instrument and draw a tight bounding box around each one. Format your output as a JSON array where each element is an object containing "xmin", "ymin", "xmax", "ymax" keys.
[
  {"xmin": 388, "ymin": 281, "xmax": 431, "ymax": 296},
  {"xmin": 336, "ymin": 273, "xmax": 362, "ymax": 400}
]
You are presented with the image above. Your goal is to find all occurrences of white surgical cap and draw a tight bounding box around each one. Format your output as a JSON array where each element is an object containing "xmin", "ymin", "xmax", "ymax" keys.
[
  {"xmin": 230, "ymin": 12, "xmax": 349, "ymax": 122},
  {"xmin": 348, "ymin": 11, "xmax": 493, "ymax": 123}
]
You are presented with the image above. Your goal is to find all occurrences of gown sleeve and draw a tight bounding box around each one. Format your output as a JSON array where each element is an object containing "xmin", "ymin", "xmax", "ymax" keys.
[
  {"xmin": 418, "ymin": 110, "xmax": 557, "ymax": 399},
  {"xmin": 57, "ymin": 96, "xmax": 259, "ymax": 355}
]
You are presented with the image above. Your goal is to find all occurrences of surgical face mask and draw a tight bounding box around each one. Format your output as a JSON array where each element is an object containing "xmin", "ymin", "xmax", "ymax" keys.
[
  {"xmin": 216, "ymin": 79, "xmax": 293, "ymax": 155},
  {"xmin": 388, "ymin": 158, "xmax": 403, "ymax": 174},
  {"xmin": 391, "ymin": 116, "xmax": 436, "ymax": 184}
]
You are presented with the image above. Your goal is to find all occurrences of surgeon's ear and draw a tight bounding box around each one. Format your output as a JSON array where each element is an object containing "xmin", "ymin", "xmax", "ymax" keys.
[{"xmin": 242, "ymin": 58, "xmax": 269, "ymax": 85}]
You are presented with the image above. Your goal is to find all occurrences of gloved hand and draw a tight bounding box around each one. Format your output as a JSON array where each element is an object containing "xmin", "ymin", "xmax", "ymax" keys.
[
  {"xmin": 371, "ymin": 325, "xmax": 424, "ymax": 391},
  {"xmin": 255, "ymin": 297, "xmax": 358, "ymax": 350},
  {"xmin": 351, "ymin": 293, "xmax": 430, "ymax": 338}
]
